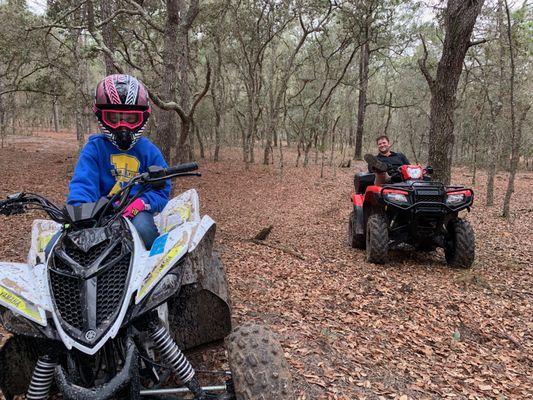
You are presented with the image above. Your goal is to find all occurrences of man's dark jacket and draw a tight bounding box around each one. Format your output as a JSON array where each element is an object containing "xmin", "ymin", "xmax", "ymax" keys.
[{"xmin": 368, "ymin": 151, "xmax": 410, "ymax": 180}]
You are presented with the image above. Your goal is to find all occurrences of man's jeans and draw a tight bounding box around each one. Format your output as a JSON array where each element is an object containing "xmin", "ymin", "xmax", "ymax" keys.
[{"xmin": 44, "ymin": 211, "xmax": 159, "ymax": 258}]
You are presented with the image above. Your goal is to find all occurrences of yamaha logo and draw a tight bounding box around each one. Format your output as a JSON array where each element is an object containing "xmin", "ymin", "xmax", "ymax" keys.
[{"xmin": 85, "ymin": 330, "xmax": 97, "ymax": 341}]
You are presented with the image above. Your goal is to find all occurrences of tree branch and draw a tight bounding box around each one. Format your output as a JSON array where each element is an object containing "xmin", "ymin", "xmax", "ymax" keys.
[
  {"xmin": 189, "ymin": 62, "xmax": 212, "ymax": 118},
  {"xmin": 468, "ymin": 38, "xmax": 487, "ymax": 48},
  {"xmin": 0, "ymin": 88, "xmax": 60, "ymax": 97},
  {"xmin": 146, "ymin": 89, "xmax": 188, "ymax": 121},
  {"xmin": 367, "ymin": 100, "xmax": 420, "ymax": 109},
  {"xmin": 124, "ymin": 0, "xmax": 164, "ymax": 33},
  {"xmin": 418, "ymin": 34, "xmax": 435, "ymax": 93}
]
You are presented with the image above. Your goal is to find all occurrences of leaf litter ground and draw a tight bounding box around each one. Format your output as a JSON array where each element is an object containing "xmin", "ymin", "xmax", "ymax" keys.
[{"xmin": 0, "ymin": 132, "xmax": 531, "ymax": 400}]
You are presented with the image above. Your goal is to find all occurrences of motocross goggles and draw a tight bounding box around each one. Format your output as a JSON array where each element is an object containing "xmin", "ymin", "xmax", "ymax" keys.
[{"xmin": 100, "ymin": 109, "xmax": 145, "ymax": 130}]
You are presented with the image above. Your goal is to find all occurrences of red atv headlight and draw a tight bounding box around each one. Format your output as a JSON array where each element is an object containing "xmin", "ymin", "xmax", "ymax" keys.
[
  {"xmin": 383, "ymin": 189, "xmax": 410, "ymax": 205},
  {"xmin": 400, "ymin": 165, "xmax": 424, "ymax": 180},
  {"xmin": 446, "ymin": 189, "xmax": 473, "ymax": 206}
]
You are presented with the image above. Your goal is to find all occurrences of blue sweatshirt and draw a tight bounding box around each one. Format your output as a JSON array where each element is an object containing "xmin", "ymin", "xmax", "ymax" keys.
[{"xmin": 67, "ymin": 134, "xmax": 171, "ymax": 213}]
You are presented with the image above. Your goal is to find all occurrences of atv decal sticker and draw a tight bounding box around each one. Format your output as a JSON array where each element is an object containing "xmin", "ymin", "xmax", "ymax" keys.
[
  {"xmin": 136, "ymin": 232, "xmax": 189, "ymax": 302},
  {"xmin": 0, "ymin": 285, "xmax": 44, "ymax": 325},
  {"xmin": 149, "ymin": 233, "xmax": 169, "ymax": 256},
  {"xmin": 38, "ymin": 233, "xmax": 54, "ymax": 253},
  {"xmin": 155, "ymin": 190, "xmax": 201, "ymax": 233},
  {"xmin": 109, "ymin": 154, "xmax": 141, "ymax": 195},
  {"xmin": 27, "ymin": 219, "xmax": 61, "ymax": 266},
  {"xmin": 178, "ymin": 203, "xmax": 192, "ymax": 222}
]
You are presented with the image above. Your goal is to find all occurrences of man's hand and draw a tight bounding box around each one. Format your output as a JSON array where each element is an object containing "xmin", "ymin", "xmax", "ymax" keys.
[{"xmin": 123, "ymin": 198, "xmax": 146, "ymax": 219}]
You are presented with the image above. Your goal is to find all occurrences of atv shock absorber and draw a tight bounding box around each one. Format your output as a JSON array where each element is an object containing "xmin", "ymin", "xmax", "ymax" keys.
[
  {"xmin": 149, "ymin": 324, "xmax": 205, "ymax": 399},
  {"xmin": 26, "ymin": 355, "xmax": 57, "ymax": 400}
]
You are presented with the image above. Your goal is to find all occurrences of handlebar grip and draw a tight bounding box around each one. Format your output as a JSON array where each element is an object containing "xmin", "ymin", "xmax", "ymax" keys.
[{"xmin": 164, "ymin": 162, "xmax": 199, "ymax": 175}]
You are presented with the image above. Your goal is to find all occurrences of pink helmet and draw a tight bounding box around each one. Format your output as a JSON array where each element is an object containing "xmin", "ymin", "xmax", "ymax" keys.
[{"xmin": 93, "ymin": 74, "xmax": 151, "ymax": 150}]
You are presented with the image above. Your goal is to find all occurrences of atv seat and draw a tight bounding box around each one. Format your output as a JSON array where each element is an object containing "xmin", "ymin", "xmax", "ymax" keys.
[{"xmin": 354, "ymin": 172, "xmax": 375, "ymax": 194}]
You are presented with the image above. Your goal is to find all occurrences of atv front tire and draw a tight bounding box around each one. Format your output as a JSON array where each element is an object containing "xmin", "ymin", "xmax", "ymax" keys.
[
  {"xmin": 348, "ymin": 211, "xmax": 365, "ymax": 249},
  {"xmin": 366, "ymin": 213, "xmax": 389, "ymax": 264},
  {"xmin": 225, "ymin": 323, "xmax": 294, "ymax": 400},
  {"xmin": 445, "ymin": 219, "xmax": 475, "ymax": 269}
]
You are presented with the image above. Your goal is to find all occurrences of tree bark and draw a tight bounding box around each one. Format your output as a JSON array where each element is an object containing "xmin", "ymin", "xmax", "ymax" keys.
[
  {"xmin": 156, "ymin": 0, "xmax": 180, "ymax": 163},
  {"xmin": 501, "ymin": 0, "xmax": 528, "ymax": 218},
  {"xmin": 100, "ymin": 0, "xmax": 118, "ymax": 74},
  {"xmin": 52, "ymin": 96, "xmax": 60, "ymax": 132},
  {"xmin": 0, "ymin": 81, "xmax": 5, "ymax": 148},
  {"xmin": 419, "ymin": 0, "xmax": 485, "ymax": 185},
  {"xmin": 211, "ymin": 34, "xmax": 224, "ymax": 162},
  {"xmin": 354, "ymin": 39, "xmax": 370, "ymax": 160},
  {"xmin": 175, "ymin": 0, "xmax": 198, "ymax": 162},
  {"xmin": 486, "ymin": 0, "xmax": 505, "ymax": 206}
]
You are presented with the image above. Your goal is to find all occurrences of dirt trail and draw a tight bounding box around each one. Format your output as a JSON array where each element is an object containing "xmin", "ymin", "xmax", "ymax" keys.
[{"xmin": 0, "ymin": 133, "xmax": 531, "ymax": 399}]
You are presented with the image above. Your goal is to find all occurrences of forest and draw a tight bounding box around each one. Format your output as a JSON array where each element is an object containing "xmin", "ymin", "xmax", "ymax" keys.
[{"xmin": 0, "ymin": 0, "xmax": 532, "ymax": 399}]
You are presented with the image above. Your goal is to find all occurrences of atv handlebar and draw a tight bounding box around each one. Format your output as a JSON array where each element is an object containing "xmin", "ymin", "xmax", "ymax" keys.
[
  {"xmin": 164, "ymin": 162, "xmax": 199, "ymax": 175},
  {"xmin": 0, "ymin": 163, "xmax": 202, "ymax": 226}
]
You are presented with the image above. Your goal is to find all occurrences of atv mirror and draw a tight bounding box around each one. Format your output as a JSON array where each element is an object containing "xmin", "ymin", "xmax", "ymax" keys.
[{"xmin": 425, "ymin": 166, "xmax": 434, "ymax": 175}]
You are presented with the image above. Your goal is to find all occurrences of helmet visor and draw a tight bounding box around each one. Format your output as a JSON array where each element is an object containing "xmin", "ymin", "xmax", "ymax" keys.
[{"xmin": 101, "ymin": 109, "xmax": 144, "ymax": 130}]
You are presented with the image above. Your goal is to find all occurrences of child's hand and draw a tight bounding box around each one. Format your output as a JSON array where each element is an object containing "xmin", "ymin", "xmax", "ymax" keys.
[{"xmin": 123, "ymin": 199, "xmax": 146, "ymax": 219}]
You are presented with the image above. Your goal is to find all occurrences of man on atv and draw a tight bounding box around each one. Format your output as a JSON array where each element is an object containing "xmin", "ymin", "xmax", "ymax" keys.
[
  {"xmin": 66, "ymin": 74, "xmax": 170, "ymax": 249},
  {"xmin": 364, "ymin": 135, "xmax": 409, "ymax": 185}
]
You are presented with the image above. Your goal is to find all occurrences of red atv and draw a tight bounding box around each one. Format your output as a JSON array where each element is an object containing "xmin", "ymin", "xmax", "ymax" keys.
[{"xmin": 348, "ymin": 164, "xmax": 475, "ymax": 267}]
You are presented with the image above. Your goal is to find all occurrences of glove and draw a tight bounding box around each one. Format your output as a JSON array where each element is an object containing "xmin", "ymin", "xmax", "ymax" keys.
[{"xmin": 123, "ymin": 199, "xmax": 146, "ymax": 219}]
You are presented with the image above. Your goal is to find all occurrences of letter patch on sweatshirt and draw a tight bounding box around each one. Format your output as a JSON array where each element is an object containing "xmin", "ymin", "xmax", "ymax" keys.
[{"xmin": 109, "ymin": 154, "xmax": 140, "ymax": 195}]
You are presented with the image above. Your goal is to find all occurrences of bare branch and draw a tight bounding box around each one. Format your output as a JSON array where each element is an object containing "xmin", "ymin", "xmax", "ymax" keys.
[
  {"xmin": 95, "ymin": 9, "xmax": 143, "ymax": 29},
  {"xmin": 146, "ymin": 88, "xmax": 188, "ymax": 121},
  {"xmin": 181, "ymin": 0, "xmax": 200, "ymax": 32},
  {"xmin": 367, "ymin": 100, "xmax": 420, "ymax": 109},
  {"xmin": 124, "ymin": 0, "xmax": 164, "ymax": 33},
  {"xmin": 189, "ymin": 62, "xmax": 212, "ymax": 118},
  {"xmin": 0, "ymin": 88, "xmax": 60, "ymax": 97},
  {"xmin": 319, "ymin": 42, "xmax": 360, "ymax": 112},
  {"xmin": 418, "ymin": 34, "xmax": 435, "ymax": 93},
  {"xmin": 468, "ymin": 38, "xmax": 487, "ymax": 47}
]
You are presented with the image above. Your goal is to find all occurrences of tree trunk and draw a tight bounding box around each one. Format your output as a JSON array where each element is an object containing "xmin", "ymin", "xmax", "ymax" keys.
[
  {"xmin": 0, "ymin": 81, "xmax": 5, "ymax": 148},
  {"xmin": 100, "ymin": 0, "xmax": 118, "ymax": 75},
  {"xmin": 176, "ymin": 0, "xmax": 194, "ymax": 163},
  {"xmin": 501, "ymin": 1, "xmax": 528, "ymax": 218},
  {"xmin": 52, "ymin": 97, "xmax": 60, "ymax": 132},
  {"xmin": 211, "ymin": 35, "xmax": 224, "ymax": 162},
  {"xmin": 156, "ymin": 0, "xmax": 180, "ymax": 163},
  {"xmin": 194, "ymin": 121, "xmax": 205, "ymax": 159},
  {"xmin": 354, "ymin": 39, "xmax": 370, "ymax": 160},
  {"xmin": 486, "ymin": 0, "xmax": 505, "ymax": 206},
  {"xmin": 74, "ymin": 31, "xmax": 88, "ymax": 151},
  {"xmin": 420, "ymin": 0, "xmax": 485, "ymax": 185}
]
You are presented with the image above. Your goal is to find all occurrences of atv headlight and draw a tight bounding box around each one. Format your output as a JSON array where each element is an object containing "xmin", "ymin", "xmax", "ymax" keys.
[
  {"xmin": 446, "ymin": 193, "xmax": 465, "ymax": 205},
  {"xmin": 383, "ymin": 190, "xmax": 410, "ymax": 205}
]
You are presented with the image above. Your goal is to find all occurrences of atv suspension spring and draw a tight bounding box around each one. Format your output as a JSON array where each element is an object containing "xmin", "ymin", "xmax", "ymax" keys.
[
  {"xmin": 26, "ymin": 356, "xmax": 57, "ymax": 400},
  {"xmin": 149, "ymin": 325, "xmax": 195, "ymax": 384}
]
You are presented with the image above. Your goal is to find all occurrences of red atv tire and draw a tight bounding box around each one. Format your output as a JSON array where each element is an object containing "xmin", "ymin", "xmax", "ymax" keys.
[
  {"xmin": 445, "ymin": 218, "xmax": 475, "ymax": 269},
  {"xmin": 348, "ymin": 211, "xmax": 365, "ymax": 249},
  {"xmin": 365, "ymin": 213, "xmax": 389, "ymax": 264}
]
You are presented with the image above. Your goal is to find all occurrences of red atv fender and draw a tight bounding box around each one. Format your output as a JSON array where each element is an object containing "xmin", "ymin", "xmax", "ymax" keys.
[
  {"xmin": 362, "ymin": 185, "xmax": 383, "ymax": 207},
  {"xmin": 350, "ymin": 193, "xmax": 364, "ymax": 236},
  {"xmin": 351, "ymin": 185, "xmax": 385, "ymax": 236}
]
